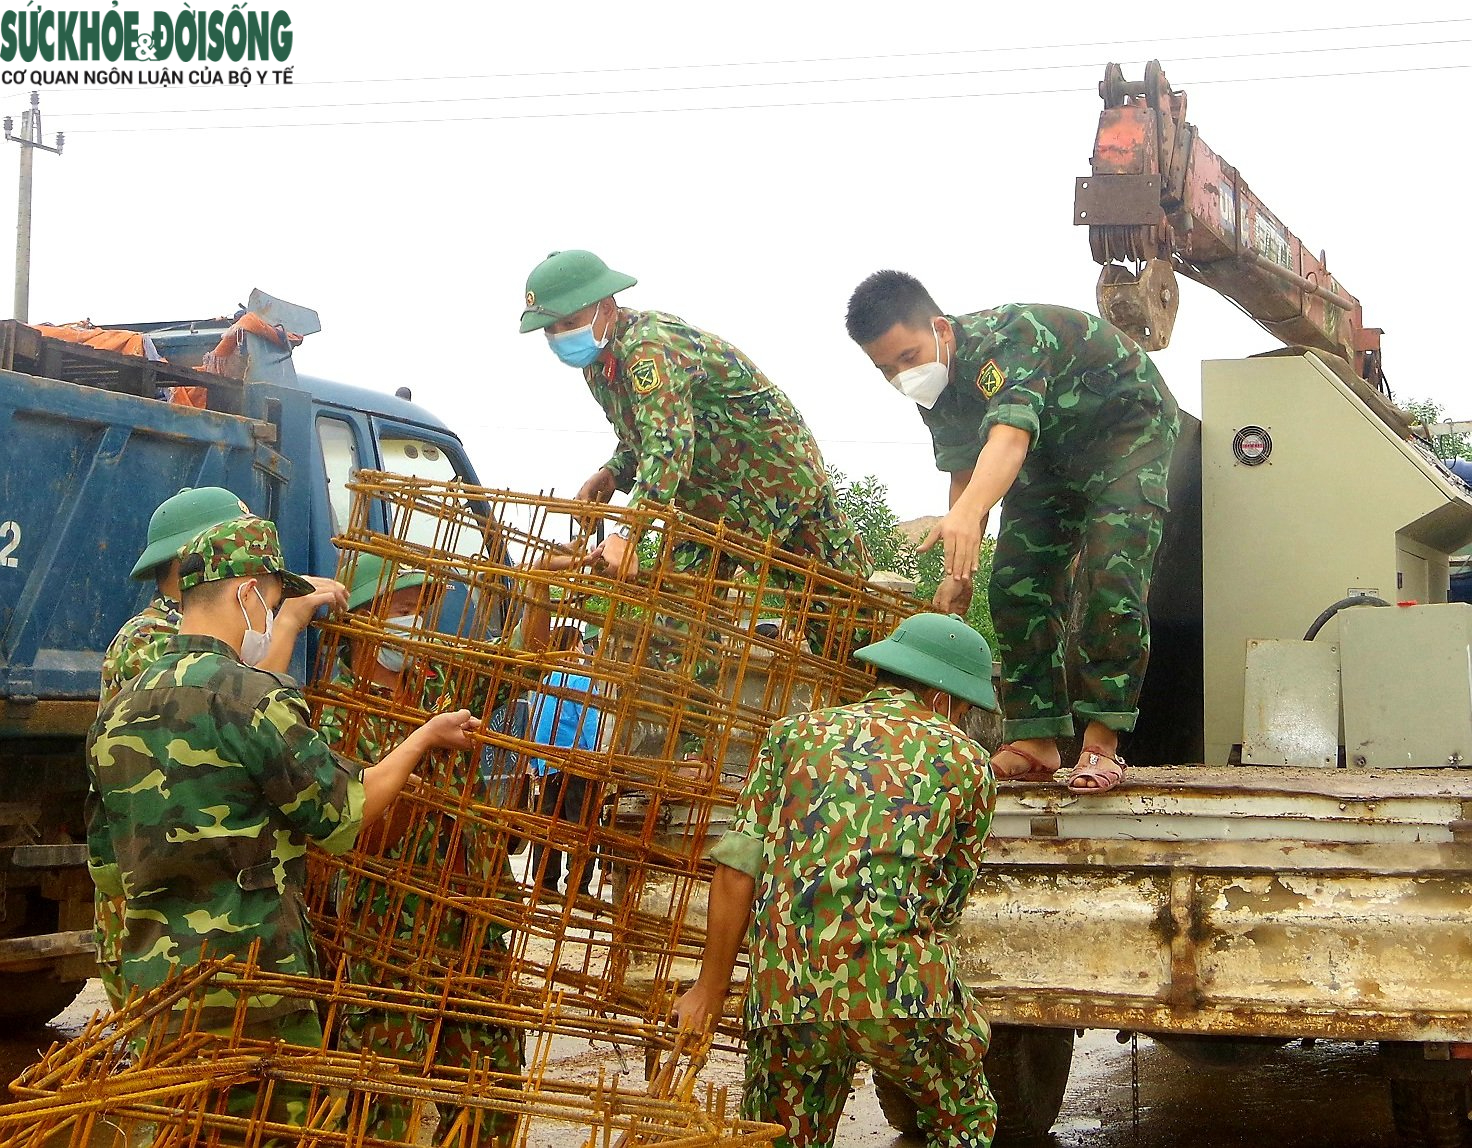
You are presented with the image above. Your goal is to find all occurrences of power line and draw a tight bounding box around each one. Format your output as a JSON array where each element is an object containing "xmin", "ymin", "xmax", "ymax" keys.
[
  {"xmin": 49, "ymin": 35, "xmax": 1471, "ymax": 120},
  {"xmin": 49, "ymin": 15, "xmax": 1472, "ymax": 94},
  {"xmin": 58, "ymin": 61, "xmax": 1472, "ymax": 135}
]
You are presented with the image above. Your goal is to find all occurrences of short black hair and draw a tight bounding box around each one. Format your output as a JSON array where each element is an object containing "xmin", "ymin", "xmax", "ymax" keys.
[
  {"xmin": 180, "ymin": 571, "xmax": 280, "ymax": 610},
  {"xmin": 873, "ymin": 666, "xmax": 931, "ymax": 695},
  {"xmin": 845, "ymin": 270, "xmax": 944, "ymax": 344},
  {"xmin": 180, "ymin": 578, "xmax": 236, "ymax": 609},
  {"xmin": 152, "ymin": 556, "xmax": 180, "ymax": 591}
]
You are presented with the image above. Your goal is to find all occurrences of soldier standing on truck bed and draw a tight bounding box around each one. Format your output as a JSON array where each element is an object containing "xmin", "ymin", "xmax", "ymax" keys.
[
  {"xmin": 86, "ymin": 517, "xmax": 478, "ymax": 1108},
  {"xmin": 90, "ymin": 487, "xmax": 348, "ymax": 1009},
  {"xmin": 845, "ymin": 271, "xmax": 1179, "ymax": 794},
  {"xmin": 673, "ymin": 613, "xmax": 1000, "ymax": 1148},
  {"xmin": 518, "ymin": 249, "xmax": 871, "ymax": 583}
]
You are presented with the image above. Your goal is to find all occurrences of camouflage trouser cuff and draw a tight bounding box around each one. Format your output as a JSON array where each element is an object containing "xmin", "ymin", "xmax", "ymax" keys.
[
  {"xmin": 1072, "ymin": 706, "xmax": 1138, "ymax": 733},
  {"xmin": 1002, "ymin": 715, "xmax": 1075, "ymax": 740}
]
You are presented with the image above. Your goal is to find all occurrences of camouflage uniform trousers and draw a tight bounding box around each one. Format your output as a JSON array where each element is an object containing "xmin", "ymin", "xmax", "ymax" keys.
[
  {"xmin": 988, "ymin": 423, "xmax": 1178, "ymax": 741},
  {"xmin": 336, "ymin": 866, "xmax": 524, "ymax": 1148},
  {"xmin": 337, "ymin": 977, "xmax": 524, "ymax": 1147},
  {"xmin": 201, "ymin": 1010, "xmax": 332, "ymax": 1138},
  {"xmin": 95, "ymin": 891, "xmax": 127, "ymax": 1010},
  {"xmin": 122, "ymin": 1011, "xmax": 332, "ymax": 1148},
  {"xmin": 744, "ymin": 1018, "xmax": 995, "ymax": 1148}
]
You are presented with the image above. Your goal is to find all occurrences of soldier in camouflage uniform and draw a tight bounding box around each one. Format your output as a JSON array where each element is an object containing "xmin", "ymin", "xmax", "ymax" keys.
[
  {"xmin": 519, "ymin": 250, "xmax": 870, "ymax": 583},
  {"xmin": 93, "ymin": 486, "xmax": 247, "ymax": 1010},
  {"xmin": 316, "ymin": 553, "xmax": 523, "ymax": 1147},
  {"xmin": 92, "ymin": 487, "xmax": 346, "ymax": 1009},
  {"xmin": 86, "ymin": 517, "xmax": 477, "ymax": 1071},
  {"xmin": 845, "ymin": 271, "xmax": 1179, "ymax": 793},
  {"xmin": 674, "ymin": 613, "xmax": 1000, "ymax": 1148}
]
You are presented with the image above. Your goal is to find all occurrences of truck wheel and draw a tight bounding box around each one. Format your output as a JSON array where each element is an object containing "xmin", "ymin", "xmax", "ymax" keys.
[
  {"xmin": 873, "ymin": 1073, "xmax": 922, "ymax": 1139},
  {"xmin": 872, "ymin": 1026, "xmax": 1074, "ymax": 1143},
  {"xmin": 0, "ymin": 972, "xmax": 85, "ymax": 1029},
  {"xmin": 1389, "ymin": 1078, "xmax": 1472, "ymax": 1148},
  {"xmin": 987, "ymin": 1026, "xmax": 1074, "ymax": 1142}
]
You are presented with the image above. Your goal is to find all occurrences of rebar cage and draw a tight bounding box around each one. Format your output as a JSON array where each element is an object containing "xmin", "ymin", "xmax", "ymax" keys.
[
  {"xmin": 1, "ymin": 474, "xmax": 917, "ymax": 1146},
  {"xmin": 306, "ymin": 473, "xmax": 913, "ymax": 1030}
]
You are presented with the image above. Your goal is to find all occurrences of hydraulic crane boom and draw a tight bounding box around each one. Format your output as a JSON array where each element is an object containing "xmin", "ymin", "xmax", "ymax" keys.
[{"xmin": 1074, "ymin": 60, "xmax": 1384, "ymax": 389}]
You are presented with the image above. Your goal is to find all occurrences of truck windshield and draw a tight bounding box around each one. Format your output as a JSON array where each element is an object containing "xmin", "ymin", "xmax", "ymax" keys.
[
  {"xmin": 378, "ymin": 434, "xmax": 459, "ymax": 483},
  {"xmin": 376, "ymin": 430, "xmax": 486, "ymax": 561}
]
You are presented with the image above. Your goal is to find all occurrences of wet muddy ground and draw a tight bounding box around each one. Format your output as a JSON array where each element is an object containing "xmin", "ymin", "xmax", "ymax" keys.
[{"xmin": 3, "ymin": 984, "xmax": 1400, "ymax": 1146}]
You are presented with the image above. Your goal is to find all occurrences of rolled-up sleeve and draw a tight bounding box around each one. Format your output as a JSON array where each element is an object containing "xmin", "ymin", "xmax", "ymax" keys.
[
  {"xmin": 976, "ymin": 314, "xmax": 1051, "ymax": 449},
  {"xmin": 710, "ymin": 732, "xmax": 782, "ymax": 878}
]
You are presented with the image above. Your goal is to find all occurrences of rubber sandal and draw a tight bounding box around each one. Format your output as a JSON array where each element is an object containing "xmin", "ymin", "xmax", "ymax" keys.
[
  {"xmin": 1067, "ymin": 744, "xmax": 1126, "ymax": 793},
  {"xmin": 992, "ymin": 742, "xmax": 1060, "ymax": 782}
]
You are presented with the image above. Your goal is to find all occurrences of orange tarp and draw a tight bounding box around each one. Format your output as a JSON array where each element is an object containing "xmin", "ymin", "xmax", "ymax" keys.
[
  {"xmin": 196, "ymin": 311, "xmax": 301, "ymax": 379},
  {"xmin": 31, "ymin": 322, "xmax": 161, "ymax": 360},
  {"xmin": 32, "ymin": 312, "xmax": 304, "ymax": 408}
]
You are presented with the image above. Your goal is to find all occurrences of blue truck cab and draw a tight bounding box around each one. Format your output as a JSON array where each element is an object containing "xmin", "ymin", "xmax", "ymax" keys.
[{"xmin": 0, "ymin": 296, "xmax": 484, "ymax": 1022}]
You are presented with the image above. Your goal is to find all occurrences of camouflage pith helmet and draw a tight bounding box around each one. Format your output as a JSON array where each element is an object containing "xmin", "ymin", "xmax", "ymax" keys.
[
  {"xmin": 519, "ymin": 250, "xmax": 637, "ymax": 333},
  {"xmin": 855, "ymin": 612, "xmax": 998, "ymax": 710},
  {"xmin": 345, "ymin": 552, "xmax": 428, "ymax": 612},
  {"xmin": 130, "ymin": 486, "xmax": 252, "ymax": 579},
  {"xmin": 177, "ymin": 515, "xmax": 315, "ymax": 597}
]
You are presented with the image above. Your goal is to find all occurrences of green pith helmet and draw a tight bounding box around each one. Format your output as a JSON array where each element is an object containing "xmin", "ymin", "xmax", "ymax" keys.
[
  {"xmin": 177, "ymin": 515, "xmax": 314, "ymax": 597},
  {"xmin": 346, "ymin": 553, "xmax": 428, "ymax": 612},
  {"xmin": 130, "ymin": 486, "xmax": 252, "ymax": 579},
  {"xmin": 519, "ymin": 250, "xmax": 637, "ymax": 333},
  {"xmin": 855, "ymin": 612, "xmax": 998, "ymax": 710}
]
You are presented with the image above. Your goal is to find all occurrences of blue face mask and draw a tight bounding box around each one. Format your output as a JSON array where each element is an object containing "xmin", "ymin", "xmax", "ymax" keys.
[{"xmin": 547, "ymin": 307, "xmax": 609, "ymax": 369}]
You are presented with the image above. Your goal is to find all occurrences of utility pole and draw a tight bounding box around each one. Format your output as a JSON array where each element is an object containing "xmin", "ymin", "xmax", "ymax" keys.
[{"xmin": 4, "ymin": 92, "xmax": 63, "ymax": 323}]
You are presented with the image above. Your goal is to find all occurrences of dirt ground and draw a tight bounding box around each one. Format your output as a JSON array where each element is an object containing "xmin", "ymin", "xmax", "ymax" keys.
[{"xmin": 5, "ymin": 982, "xmax": 1408, "ymax": 1147}]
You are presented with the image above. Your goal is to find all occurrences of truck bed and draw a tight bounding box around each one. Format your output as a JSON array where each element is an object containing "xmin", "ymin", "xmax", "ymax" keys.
[
  {"xmin": 962, "ymin": 767, "xmax": 1472, "ymax": 1040},
  {"xmin": 0, "ymin": 337, "xmax": 282, "ymax": 712}
]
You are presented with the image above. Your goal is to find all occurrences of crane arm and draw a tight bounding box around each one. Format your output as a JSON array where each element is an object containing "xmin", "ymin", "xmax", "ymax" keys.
[{"xmin": 1073, "ymin": 60, "xmax": 1384, "ymax": 389}]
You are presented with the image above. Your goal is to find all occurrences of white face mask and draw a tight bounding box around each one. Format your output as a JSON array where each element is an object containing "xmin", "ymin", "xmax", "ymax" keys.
[
  {"xmin": 377, "ymin": 613, "xmax": 420, "ymax": 674},
  {"xmin": 238, "ymin": 584, "xmax": 274, "ymax": 667},
  {"xmin": 888, "ymin": 323, "xmax": 950, "ymax": 409}
]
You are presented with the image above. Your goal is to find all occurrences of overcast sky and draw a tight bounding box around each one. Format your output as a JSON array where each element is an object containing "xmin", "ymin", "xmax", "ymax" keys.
[{"xmin": 4, "ymin": 0, "xmax": 1467, "ymax": 520}]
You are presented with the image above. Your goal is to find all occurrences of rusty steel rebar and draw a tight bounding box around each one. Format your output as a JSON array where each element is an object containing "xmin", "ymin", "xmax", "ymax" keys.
[
  {"xmin": 2, "ymin": 957, "xmax": 777, "ymax": 1147},
  {"xmin": 2, "ymin": 477, "xmax": 916, "ymax": 1147},
  {"xmin": 304, "ymin": 474, "xmax": 912, "ymax": 1036}
]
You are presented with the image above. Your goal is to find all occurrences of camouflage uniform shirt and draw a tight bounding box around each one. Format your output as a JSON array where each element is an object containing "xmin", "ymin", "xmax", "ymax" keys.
[
  {"xmin": 99, "ymin": 594, "xmax": 180, "ymax": 705},
  {"xmin": 922, "ymin": 304, "xmax": 1177, "ymax": 486},
  {"xmin": 583, "ymin": 308, "xmax": 868, "ymax": 569},
  {"xmin": 86, "ymin": 634, "xmax": 364, "ymax": 1021},
  {"xmin": 91, "ymin": 594, "xmax": 183, "ymax": 1006},
  {"xmin": 710, "ymin": 685, "xmax": 997, "ymax": 1031}
]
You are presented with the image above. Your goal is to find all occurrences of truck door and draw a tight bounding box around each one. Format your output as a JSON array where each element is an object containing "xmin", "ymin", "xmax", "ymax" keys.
[{"xmin": 312, "ymin": 409, "xmax": 503, "ymax": 639}]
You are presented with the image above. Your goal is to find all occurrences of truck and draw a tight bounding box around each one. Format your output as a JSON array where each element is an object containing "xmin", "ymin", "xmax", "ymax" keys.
[
  {"xmin": 868, "ymin": 62, "xmax": 1472, "ymax": 1147},
  {"xmin": 0, "ymin": 291, "xmax": 487, "ymax": 1026}
]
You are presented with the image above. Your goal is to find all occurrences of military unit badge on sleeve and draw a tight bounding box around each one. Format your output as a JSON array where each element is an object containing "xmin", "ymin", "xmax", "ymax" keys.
[
  {"xmin": 630, "ymin": 357, "xmax": 663, "ymax": 395},
  {"xmin": 977, "ymin": 359, "xmax": 1006, "ymax": 399}
]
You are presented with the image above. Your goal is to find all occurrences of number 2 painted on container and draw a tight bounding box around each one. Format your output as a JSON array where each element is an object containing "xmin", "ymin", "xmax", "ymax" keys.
[{"xmin": 0, "ymin": 521, "xmax": 20, "ymax": 568}]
